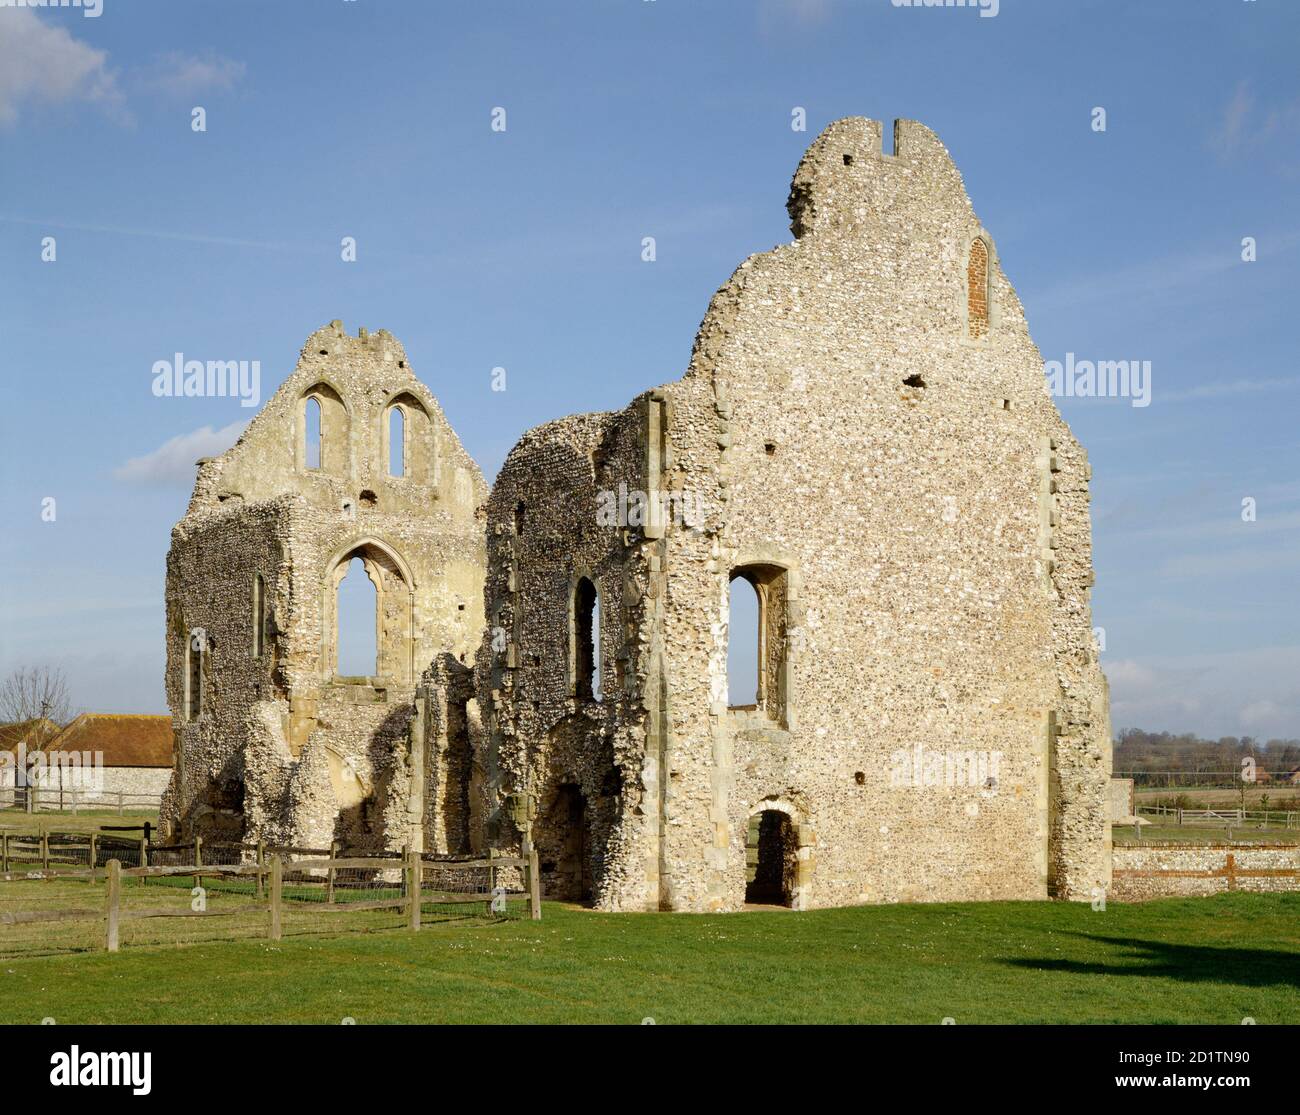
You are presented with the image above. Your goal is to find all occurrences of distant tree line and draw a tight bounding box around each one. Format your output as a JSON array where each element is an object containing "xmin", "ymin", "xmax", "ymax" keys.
[{"xmin": 1115, "ymin": 728, "xmax": 1300, "ymax": 787}]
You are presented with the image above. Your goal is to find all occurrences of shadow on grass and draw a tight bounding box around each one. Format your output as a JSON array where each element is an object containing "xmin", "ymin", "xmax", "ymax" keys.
[{"xmin": 1002, "ymin": 934, "xmax": 1300, "ymax": 989}]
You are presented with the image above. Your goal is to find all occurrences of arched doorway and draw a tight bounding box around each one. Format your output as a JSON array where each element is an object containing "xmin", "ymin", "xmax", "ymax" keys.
[{"xmin": 745, "ymin": 808, "xmax": 798, "ymax": 907}]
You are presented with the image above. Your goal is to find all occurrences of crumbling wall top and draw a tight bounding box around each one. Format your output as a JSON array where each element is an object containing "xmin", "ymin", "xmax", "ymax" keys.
[{"xmin": 787, "ymin": 117, "xmax": 973, "ymax": 239}]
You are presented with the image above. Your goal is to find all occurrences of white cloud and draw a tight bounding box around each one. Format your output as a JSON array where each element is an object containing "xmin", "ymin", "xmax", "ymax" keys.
[
  {"xmin": 1105, "ymin": 647, "xmax": 1300, "ymax": 739},
  {"xmin": 0, "ymin": 7, "xmax": 123, "ymax": 125},
  {"xmin": 136, "ymin": 50, "xmax": 245, "ymax": 97},
  {"xmin": 1158, "ymin": 377, "xmax": 1300, "ymax": 403},
  {"xmin": 757, "ymin": 0, "xmax": 831, "ymax": 36},
  {"xmin": 1210, "ymin": 80, "xmax": 1300, "ymax": 161},
  {"xmin": 114, "ymin": 421, "xmax": 247, "ymax": 486}
]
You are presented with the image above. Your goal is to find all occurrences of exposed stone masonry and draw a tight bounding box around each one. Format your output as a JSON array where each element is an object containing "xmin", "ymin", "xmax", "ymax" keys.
[{"xmin": 165, "ymin": 118, "xmax": 1112, "ymax": 913}]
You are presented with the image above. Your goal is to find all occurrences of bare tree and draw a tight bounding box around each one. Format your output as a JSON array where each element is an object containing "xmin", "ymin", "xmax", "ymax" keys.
[{"xmin": 0, "ymin": 665, "xmax": 71, "ymax": 737}]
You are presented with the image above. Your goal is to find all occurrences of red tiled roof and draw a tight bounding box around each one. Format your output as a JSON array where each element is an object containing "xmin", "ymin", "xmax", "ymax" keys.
[{"xmin": 41, "ymin": 714, "xmax": 174, "ymax": 768}]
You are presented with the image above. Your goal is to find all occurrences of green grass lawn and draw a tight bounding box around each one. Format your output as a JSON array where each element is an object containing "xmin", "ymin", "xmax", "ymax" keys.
[
  {"xmin": 1, "ymin": 893, "xmax": 1296, "ymax": 1025},
  {"xmin": 0, "ymin": 810, "xmax": 157, "ymax": 835}
]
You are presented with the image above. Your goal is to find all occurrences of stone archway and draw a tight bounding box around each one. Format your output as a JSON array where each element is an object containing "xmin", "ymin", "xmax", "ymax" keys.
[
  {"xmin": 744, "ymin": 798, "xmax": 813, "ymax": 909},
  {"xmin": 320, "ymin": 538, "xmax": 415, "ymax": 683}
]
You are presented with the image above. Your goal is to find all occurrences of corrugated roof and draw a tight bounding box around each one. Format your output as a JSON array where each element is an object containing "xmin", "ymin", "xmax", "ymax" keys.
[{"xmin": 41, "ymin": 714, "xmax": 174, "ymax": 768}]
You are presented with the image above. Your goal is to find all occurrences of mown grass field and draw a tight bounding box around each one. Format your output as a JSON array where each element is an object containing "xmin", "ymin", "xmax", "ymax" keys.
[
  {"xmin": 0, "ymin": 810, "xmax": 157, "ymax": 835},
  {"xmin": 1, "ymin": 893, "xmax": 1296, "ymax": 1025}
]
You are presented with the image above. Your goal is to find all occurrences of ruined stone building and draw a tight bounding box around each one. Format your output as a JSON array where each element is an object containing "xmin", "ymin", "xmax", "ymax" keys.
[
  {"xmin": 166, "ymin": 118, "xmax": 1112, "ymax": 912},
  {"xmin": 163, "ymin": 322, "xmax": 486, "ymax": 853}
]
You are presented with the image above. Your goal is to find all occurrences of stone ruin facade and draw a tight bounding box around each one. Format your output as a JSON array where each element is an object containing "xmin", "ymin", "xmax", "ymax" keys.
[
  {"xmin": 164, "ymin": 118, "xmax": 1112, "ymax": 911},
  {"xmin": 163, "ymin": 321, "xmax": 487, "ymax": 854}
]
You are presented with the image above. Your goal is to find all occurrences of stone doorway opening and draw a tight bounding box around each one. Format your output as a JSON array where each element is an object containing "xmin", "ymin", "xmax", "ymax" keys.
[
  {"xmin": 541, "ymin": 782, "xmax": 592, "ymax": 902},
  {"xmin": 745, "ymin": 808, "xmax": 798, "ymax": 907}
]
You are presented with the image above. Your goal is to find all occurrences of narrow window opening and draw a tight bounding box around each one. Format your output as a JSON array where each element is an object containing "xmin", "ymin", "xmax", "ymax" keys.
[
  {"xmin": 573, "ymin": 577, "xmax": 601, "ymax": 701},
  {"xmin": 764, "ymin": 441, "xmax": 777, "ymax": 456},
  {"xmin": 388, "ymin": 406, "xmax": 405, "ymax": 476},
  {"xmin": 336, "ymin": 557, "xmax": 378, "ymax": 679},
  {"xmin": 727, "ymin": 575, "xmax": 761, "ymax": 709},
  {"xmin": 903, "ymin": 374, "xmax": 925, "ymax": 389},
  {"xmin": 514, "ymin": 501, "xmax": 526, "ymax": 535},
  {"xmin": 305, "ymin": 396, "xmax": 323, "ymax": 470},
  {"xmin": 842, "ymin": 153, "xmax": 853, "ymax": 166},
  {"xmin": 185, "ymin": 633, "xmax": 202, "ymax": 721},
  {"xmin": 727, "ymin": 563, "xmax": 789, "ymax": 721},
  {"xmin": 252, "ymin": 574, "xmax": 265, "ymax": 659}
]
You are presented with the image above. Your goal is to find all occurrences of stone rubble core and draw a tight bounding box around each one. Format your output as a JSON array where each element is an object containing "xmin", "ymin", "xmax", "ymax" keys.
[{"xmin": 165, "ymin": 117, "xmax": 1112, "ymax": 911}]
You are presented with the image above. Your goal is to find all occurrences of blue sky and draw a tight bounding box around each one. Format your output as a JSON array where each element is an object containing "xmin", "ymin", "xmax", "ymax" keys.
[{"xmin": 1, "ymin": 0, "xmax": 1297, "ymax": 739}]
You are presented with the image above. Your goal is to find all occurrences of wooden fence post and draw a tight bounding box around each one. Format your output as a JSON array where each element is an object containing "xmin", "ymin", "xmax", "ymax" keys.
[
  {"xmin": 528, "ymin": 842, "xmax": 541, "ymax": 920},
  {"xmin": 88, "ymin": 831, "xmax": 98, "ymax": 881},
  {"xmin": 105, "ymin": 859, "xmax": 121, "ymax": 952},
  {"xmin": 269, "ymin": 855, "xmax": 282, "ymax": 941},
  {"xmin": 255, "ymin": 840, "xmax": 265, "ymax": 899},
  {"xmin": 408, "ymin": 847, "xmax": 421, "ymax": 931},
  {"xmin": 1, "ymin": 831, "xmax": 7, "ymax": 873},
  {"xmin": 117, "ymin": 790, "xmax": 124, "ymax": 816},
  {"xmin": 194, "ymin": 833, "xmax": 203, "ymax": 893},
  {"xmin": 40, "ymin": 828, "xmax": 49, "ymax": 872},
  {"xmin": 326, "ymin": 839, "xmax": 340, "ymax": 904},
  {"xmin": 400, "ymin": 844, "xmax": 409, "ymax": 899}
]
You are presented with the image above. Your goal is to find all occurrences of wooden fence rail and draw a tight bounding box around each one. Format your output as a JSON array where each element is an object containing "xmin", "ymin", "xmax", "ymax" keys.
[
  {"xmin": 1, "ymin": 849, "xmax": 541, "ymax": 955},
  {"xmin": 1138, "ymin": 804, "xmax": 1298, "ymax": 829},
  {"xmin": 0, "ymin": 787, "xmax": 165, "ymax": 815}
]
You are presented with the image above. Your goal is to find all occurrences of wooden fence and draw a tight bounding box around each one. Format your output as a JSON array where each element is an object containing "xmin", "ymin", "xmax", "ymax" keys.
[
  {"xmin": 1138, "ymin": 804, "xmax": 1299, "ymax": 829},
  {"xmin": 0, "ymin": 787, "xmax": 164, "ymax": 815},
  {"xmin": 0, "ymin": 846, "xmax": 541, "ymax": 955},
  {"xmin": 1, "ymin": 825, "xmax": 150, "ymax": 872}
]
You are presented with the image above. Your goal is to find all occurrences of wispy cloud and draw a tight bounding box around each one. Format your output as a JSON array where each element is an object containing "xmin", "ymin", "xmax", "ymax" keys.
[
  {"xmin": 0, "ymin": 8, "xmax": 124, "ymax": 126},
  {"xmin": 1107, "ymin": 647, "xmax": 1300, "ymax": 739},
  {"xmin": 0, "ymin": 13, "xmax": 245, "ymax": 128},
  {"xmin": 1028, "ymin": 229, "xmax": 1300, "ymax": 314},
  {"xmin": 135, "ymin": 50, "xmax": 245, "ymax": 98},
  {"xmin": 1158, "ymin": 376, "xmax": 1300, "ymax": 403},
  {"xmin": 0, "ymin": 214, "xmax": 311, "ymax": 252},
  {"xmin": 1209, "ymin": 80, "xmax": 1300, "ymax": 161},
  {"xmin": 757, "ymin": 0, "xmax": 831, "ymax": 37},
  {"xmin": 114, "ymin": 421, "xmax": 247, "ymax": 486}
]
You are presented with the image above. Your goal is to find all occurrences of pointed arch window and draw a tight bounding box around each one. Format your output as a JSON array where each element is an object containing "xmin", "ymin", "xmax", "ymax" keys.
[{"xmin": 388, "ymin": 406, "xmax": 405, "ymax": 476}]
